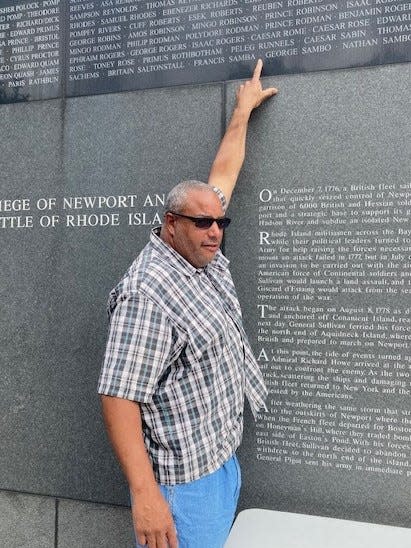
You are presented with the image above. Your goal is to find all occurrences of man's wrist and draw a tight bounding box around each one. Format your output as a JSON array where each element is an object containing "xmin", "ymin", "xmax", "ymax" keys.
[
  {"xmin": 130, "ymin": 478, "xmax": 159, "ymax": 498},
  {"xmin": 233, "ymin": 103, "xmax": 253, "ymax": 121},
  {"xmin": 227, "ymin": 104, "xmax": 252, "ymax": 134}
]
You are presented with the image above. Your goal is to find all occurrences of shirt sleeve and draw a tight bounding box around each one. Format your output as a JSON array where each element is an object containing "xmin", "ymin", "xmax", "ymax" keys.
[{"xmin": 97, "ymin": 293, "xmax": 174, "ymax": 402}]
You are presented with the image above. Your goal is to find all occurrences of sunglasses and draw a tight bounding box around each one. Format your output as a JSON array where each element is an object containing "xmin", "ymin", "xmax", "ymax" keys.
[{"xmin": 169, "ymin": 211, "xmax": 231, "ymax": 229}]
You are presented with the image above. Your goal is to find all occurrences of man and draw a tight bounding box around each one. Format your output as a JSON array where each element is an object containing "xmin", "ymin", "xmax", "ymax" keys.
[{"xmin": 98, "ymin": 60, "xmax": 277, "ymax": 548}]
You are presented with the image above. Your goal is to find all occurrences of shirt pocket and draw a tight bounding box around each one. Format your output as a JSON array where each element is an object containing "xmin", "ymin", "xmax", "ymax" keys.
[{"xmin": 183, "ymin": 314, "xmax": 229, "ymax": 367}]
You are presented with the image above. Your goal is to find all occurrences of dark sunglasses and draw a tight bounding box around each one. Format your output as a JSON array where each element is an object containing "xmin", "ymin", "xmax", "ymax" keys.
[{"xmin": 168, "ymin": 211, "xmax": 231, "ymax": 229}]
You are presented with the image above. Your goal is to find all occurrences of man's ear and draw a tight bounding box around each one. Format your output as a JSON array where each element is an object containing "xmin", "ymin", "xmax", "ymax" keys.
[{"xmin": 164, "ymin": 212, "xmax": 176, "ymax": 236}]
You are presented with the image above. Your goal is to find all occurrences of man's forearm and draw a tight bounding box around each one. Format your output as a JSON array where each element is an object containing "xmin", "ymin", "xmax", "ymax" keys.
[
  {"xmin": 208, "ymin": 104, "xmax": 251, "ymax": 205},
  {"xmin": 208, "ymin": 59, "xmax": 277, "ymax": 205},
  {"xmin": 100, "ymin": 395, "xmax": 178, "ymax": 548},
  {"xmin": 100, "ymin": 395, "xmax": 156, "ymax": 493}
]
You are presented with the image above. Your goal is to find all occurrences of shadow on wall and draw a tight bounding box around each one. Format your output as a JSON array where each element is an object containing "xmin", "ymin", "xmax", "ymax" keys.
[{"xmin": 0, "ymin": 85, "xmax": 28, "ymax": 104}]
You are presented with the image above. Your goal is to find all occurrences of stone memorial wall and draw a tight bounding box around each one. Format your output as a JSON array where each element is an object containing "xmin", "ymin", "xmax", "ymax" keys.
[
  {"xmin": 0, "ymin": 0, "xmax": 410, "ymax": 102},
  {"xmin": 0, "ymin": 83, "xmax": 223, "ymax": 502},
  {"xmin": 225, "ymin": 64, "xmax": 411, "ymax": 526},
  {"xmin": 0, "ymin": 0, "xmax": 410, "ymax": 545}
]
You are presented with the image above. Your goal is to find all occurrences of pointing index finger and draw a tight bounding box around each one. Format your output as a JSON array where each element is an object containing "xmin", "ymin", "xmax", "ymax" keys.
[{"xmin": 252, "ymin": 58, "xmax": 263, "ymax": 82}]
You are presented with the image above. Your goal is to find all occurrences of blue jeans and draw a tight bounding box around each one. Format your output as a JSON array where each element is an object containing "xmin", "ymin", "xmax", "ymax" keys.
[{"xmin": 136, "ymin": 455, "xmax": 241, "ymax": 548}]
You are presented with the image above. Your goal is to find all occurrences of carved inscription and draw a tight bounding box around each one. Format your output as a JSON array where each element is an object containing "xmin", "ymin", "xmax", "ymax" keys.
[
  {"xmin": 0, "ymin": 193, "xmax": 165, "ymax": 228},
  {"xmin": 3, "ymin": 0, "xmax": 409, "ymax": 101},
  {"xmin": 66, "ymin": 0, "xmax": 411, "ymax": 95},
  {"xmin": 255, "ymin": 180, "xmax": 411, "ymax": 477},
  {"xmin": 0, "ymin": 0, "xmax": 61, "ymax": 102}
]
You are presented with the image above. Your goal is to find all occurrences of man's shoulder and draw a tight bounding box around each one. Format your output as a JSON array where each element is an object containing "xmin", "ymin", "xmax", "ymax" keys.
[
  {"xmin": 108, "ymin": 238, "xmax": 182, "ymax": 312},
  {"xmin": 120, "ymin": 240, "xmax": 169, "ymax": 292}
]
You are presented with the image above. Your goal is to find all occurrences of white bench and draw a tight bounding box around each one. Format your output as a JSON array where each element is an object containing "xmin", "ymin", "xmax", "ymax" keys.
[{"xmin": 225, "ymin": 509, "xmax": 411, "ymax": 547}]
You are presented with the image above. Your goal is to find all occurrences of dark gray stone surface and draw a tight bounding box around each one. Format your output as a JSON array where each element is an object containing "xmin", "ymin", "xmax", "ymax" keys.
[
  {"xmin": 58, "ymin": 499, "xmax": 133, "ymax": 548},
  {"xmin": 0, "ymin": 99, "xmax": 65, "ymax": 498},
  {"xmin": 0, "ymin": 99, "xmax": 63, "ymax": 193},
  {"xmin": 1, "ymin": 85, "xmax": 223, "ymax": 505},
  {"xmin": 224, "ymin": 63, "xmax": 411, "ymax": 526},
  {"xmin": 0, "ymin": 491, "xmax": 55, "ymax": 548}
]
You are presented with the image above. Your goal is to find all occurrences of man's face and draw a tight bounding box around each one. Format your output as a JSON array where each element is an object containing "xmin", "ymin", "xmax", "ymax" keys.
[{"xmin": 164, "ymin": 189, "xmax": 226, "ymax": 268}]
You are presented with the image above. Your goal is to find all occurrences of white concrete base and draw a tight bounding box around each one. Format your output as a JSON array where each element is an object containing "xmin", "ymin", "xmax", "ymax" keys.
[{"xmin": 224, "ymin": 509, "xmax": 411, "ymax": 548}]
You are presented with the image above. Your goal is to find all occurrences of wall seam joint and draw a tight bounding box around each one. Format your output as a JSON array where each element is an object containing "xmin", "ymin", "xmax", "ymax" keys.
[{"xmin": 54, "ymin": 498, "xmax": 59, "ymax": 548}]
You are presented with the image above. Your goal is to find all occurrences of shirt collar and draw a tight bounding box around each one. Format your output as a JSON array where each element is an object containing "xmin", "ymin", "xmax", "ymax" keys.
[{"xmin": 150, "ymin": 226, "xmax": 229, "ymax": 277}]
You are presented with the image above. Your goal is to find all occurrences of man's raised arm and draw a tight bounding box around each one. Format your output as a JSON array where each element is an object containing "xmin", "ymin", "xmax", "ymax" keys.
[{"xmin": 208, "ymin": 59, "xmax": 277, "ymax": 206}]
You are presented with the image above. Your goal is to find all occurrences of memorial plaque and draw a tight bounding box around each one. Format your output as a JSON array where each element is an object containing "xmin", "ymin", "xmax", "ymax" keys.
[
  {"xmin": 225, "ymin": 64, "xmax": 411, "ymax": 527},
  {"xmin": 1, "ymin": 0, "xmax": 410, "ymax": 103},
  {"xmin": 67, "ymin": 0, "xmax": 411, "ymax": 97},
  {"xmin": 0, "ymin": 0, "xmax": 63, "ymax": 103}
]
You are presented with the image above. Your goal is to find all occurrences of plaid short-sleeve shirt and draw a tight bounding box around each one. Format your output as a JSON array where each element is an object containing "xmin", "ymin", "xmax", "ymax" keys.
[{"xmin": 98, "ymin": 195, "xmax": 267, "ymax": 484}]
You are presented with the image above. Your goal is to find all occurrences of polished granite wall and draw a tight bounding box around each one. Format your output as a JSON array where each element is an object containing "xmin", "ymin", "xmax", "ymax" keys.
[
  {"xmin": 1, "ymin": 61, "xmax": 410, "ymax": 545},
  {"xmin": 225, "ymin": 62, "xmax": 411, "ymax": 528},
  {"xmin": 1, "ymin": 83, "xmax": 224, "ymax": 546}
]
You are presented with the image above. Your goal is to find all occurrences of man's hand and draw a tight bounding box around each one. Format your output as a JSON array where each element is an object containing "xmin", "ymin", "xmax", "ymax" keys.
[
  {"xmin": 208, "ymin": 59, "xmax": 278, "ymax": 204},
  {"xmin": 132, "ymin": 484, "xmax": 178, "ymax": 548},
  {"xmin": 235, "ymin": 59, "xmax": 278, "ymax": 114}
]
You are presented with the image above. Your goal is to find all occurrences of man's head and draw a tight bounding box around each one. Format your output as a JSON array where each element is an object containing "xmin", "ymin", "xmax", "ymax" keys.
[{"xmin": 160, "ymin": 180, "xmax": 230, "ymax": 268}]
